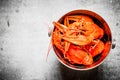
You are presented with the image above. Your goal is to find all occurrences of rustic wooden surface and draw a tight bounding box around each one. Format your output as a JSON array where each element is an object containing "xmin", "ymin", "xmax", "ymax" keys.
[{"xmin": 0, "ymin": 0, "xmax": 120, "ymax": 80}]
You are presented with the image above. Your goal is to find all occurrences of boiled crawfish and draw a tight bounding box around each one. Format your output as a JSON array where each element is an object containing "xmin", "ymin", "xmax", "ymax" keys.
[{"xmin": 52, "ymin": 15, "xmax": 105, "ymax": 65}]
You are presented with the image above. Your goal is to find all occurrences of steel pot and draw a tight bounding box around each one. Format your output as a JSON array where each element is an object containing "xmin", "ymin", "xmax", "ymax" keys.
[{"xmin": 50, "ymin": 9, "xmax": 116, "ymax": 70}]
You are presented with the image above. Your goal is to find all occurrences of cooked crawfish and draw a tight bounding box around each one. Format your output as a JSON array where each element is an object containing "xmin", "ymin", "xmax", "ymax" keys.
[
  {"xmin": 52, "ymin": 15, "xmax": 105, "ymax": 65},
  {"xmin": 65, "ymin": 44, "xmax": 93, "ymax": 65}
]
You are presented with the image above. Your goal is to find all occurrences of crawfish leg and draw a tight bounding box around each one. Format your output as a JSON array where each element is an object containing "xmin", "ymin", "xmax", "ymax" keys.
[
  {"xmin": 64, "ymin": 16, "xmax": 69, "ymax": 27},
  {"xmin": 53, "ymin": 30, "xmax": 65, "ymax": 53},
  {"xmin": 64, "ymin": 17, "xmax": 71, "ymax": 54},
  {"xmin": 88, "ymin": 40, "xmax": 105, "ymax": 57},
  {"xmin": 68, "ymin": 15, "xmax": 82, "ymax": 22},
  {"xmin": 53, "ymin": 21, "xmax": 67, "ymax": 33},
  {"xmin": 64, "ymin": 41, "xmax": 70, "ymax": 52}
]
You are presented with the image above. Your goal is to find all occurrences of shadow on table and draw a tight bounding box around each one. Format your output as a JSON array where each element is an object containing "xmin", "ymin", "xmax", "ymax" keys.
[{"xmin": 59, "ymin": 62, "xmax": 100, "ymax": 80}]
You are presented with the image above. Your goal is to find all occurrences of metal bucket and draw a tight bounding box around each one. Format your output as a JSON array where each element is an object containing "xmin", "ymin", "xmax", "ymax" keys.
[{"xmin": 51, "ymin": 10, "xmax": 115, "ymax": 70}]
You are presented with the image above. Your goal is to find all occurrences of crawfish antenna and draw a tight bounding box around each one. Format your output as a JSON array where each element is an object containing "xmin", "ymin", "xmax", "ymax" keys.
[{"xmin": 46, "ymin": 39, "xmax": 52, "ymax": 62}]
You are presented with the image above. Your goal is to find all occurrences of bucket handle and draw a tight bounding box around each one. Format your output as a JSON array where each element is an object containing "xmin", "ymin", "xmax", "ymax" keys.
[{"xmin": 112, "ymin": 39, "xmax": 116, "ymax": 49}]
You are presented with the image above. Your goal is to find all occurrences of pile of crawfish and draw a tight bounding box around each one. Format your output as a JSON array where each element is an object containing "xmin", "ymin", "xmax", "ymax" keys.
[{"xmin": 52, "ymin": 15, "xmax": 105, "ymax": 65}]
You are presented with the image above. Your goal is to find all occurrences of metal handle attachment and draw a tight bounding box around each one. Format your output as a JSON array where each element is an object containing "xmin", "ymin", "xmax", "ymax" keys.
[
  {"xmin": 112, "ymin": 39, "xmax": 116, "ymax": 49},
  {"xmin": 48, "ymin": 26, "xmax": 53, "ymax": 37}
]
